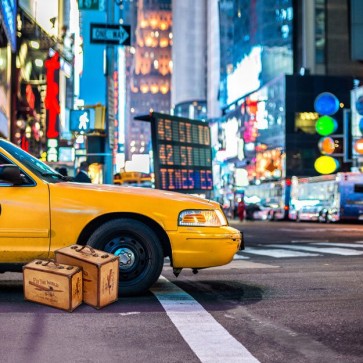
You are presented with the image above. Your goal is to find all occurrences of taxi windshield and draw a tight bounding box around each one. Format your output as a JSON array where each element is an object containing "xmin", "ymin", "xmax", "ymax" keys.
[{"xmin": 0, "ymin": 139, "xmax": 61, "ymax": 181}]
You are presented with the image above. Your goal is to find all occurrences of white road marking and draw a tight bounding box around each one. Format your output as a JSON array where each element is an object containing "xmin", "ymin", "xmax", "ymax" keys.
[
  {"xmin": 151, "ymin": 276, "xmax": 260, "ymax": 363},
  {"xmin": 215, "ymin": 260, "xmax": 279, "ymax": 269},
  {"xmin": 280, "ymin": 228, "xmax": 363, "ymax": 232},
  {"xmin": 233, "ymin": 254, "xmax": 250, "ymax": 260},
  {"xmin": 269, "ymin": 244, "xmax": 363, "ymax": 256},
  {"xmin": 291, "ymin": 240, "xmax": 329, "ymax": 243},
  {"xmin": 119, "ymin": 312, "xmax": 141, "ymax": 316},
  {"xmin": 243, "ymin": 247, "xmax": 320, "ymax": 258},
  {"xmin": 313, "ymin": 242, "xmax": 363, "ymax": 248}
]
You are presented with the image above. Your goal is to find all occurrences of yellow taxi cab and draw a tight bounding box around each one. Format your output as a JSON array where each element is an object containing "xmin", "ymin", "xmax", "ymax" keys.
[{"xmin": 0, "ymin": 139, "xmax": 243, "ymax": 295}]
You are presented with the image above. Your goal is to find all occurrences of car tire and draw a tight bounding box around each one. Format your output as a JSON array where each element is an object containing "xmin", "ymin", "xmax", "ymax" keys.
[{"xmin": 87, "ymin": 218, "xmax": 164, "ymax": 296}]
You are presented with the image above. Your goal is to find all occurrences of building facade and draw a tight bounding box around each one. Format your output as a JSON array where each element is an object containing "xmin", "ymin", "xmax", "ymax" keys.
[
  {"xmin": 171, "ymin": 0, "xmax": 207, "ymax": 119},
  {"xmin": 0, "ymin": 0, "xmax": 16, "ymax": 140},
  {"xmin": 125, "ymin": 0, "xmax": 172, "ymax": 163},
  {"xmin": 215, "ymin": 0, "xmax": 363, "ymax": 209}
]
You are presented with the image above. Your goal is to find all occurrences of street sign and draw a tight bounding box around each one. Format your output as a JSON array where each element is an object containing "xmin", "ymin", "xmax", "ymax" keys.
[
  {"xmin": 90, "ymin": 23, "xmax": 131, "ymax": 46},
  {"xmin": 78, "ymin": 0, "xmax": 104, "ymax": 11},
  {"xmin": 70, "ymin": 109, "xmax": 92, "ymax": 132}
]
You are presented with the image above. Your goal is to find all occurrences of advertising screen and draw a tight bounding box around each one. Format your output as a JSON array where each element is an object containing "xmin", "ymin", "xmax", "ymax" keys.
[{"xmin": 136, "ymin": 112, "xmax": 213, "ymax": 192}]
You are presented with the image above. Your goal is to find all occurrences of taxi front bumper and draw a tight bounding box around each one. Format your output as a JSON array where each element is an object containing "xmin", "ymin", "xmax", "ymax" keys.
[{"xmin": 167, "ymin": 226, "xmax": 243, "ymax": 268}]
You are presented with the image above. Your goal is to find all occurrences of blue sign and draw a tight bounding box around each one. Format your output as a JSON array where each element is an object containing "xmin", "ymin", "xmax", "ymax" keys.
[
  {"xmin": 0, "ymin": 0, "xmax": 16, "ymax": 51},
  {"xmin": 356, "ymin": 96, "xmax": 363, "ymax": 116},
  {"xmin": 79, "ymin": 0, "xmax": 102, "ymax": 10},
  {"xmin": 359, "ymin": 118, "xmax": 363, "ymax": 134},
  {"xmin": 70, "ymin": 109, "xmax": 91, "ymax": 132},
  {"xmin": 314, "ymin": 92, "xmax": 340, "ymax": 116},
  {"xmin": 118, "ymin": 144, "xmax": 125, "ymax": 153}
]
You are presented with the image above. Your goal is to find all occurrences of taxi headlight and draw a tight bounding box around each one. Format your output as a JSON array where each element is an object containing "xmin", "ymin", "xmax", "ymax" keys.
[{"xmin": 178, "ymin": 210, "xmax": 228, "ymax": 226}]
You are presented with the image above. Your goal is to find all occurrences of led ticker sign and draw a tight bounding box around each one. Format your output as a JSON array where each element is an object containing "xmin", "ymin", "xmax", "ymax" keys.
[{"xmin": 136, "ymin": 112, "xmax": 213, "ymax": 192}]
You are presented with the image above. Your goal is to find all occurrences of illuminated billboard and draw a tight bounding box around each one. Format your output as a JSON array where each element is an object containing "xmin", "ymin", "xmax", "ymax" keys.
[{"xmin": 135, "ymin": 112, "xmax": 213, "ymax": 193}]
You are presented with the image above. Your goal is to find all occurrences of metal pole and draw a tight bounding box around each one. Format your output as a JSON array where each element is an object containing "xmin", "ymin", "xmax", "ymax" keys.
[{"xmin": 104, "ymin": 0, "xmax": 116, "ymax": 184}]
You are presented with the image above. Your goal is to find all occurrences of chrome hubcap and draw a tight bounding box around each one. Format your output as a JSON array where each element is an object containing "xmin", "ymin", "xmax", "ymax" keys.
[{"xmin": 114, "ymin": 248, "xmax": 136, "ymax": 270}]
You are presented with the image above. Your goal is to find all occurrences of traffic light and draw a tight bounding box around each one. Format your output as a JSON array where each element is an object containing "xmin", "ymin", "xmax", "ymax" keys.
[
  {"xmin": 318, "ymin": 136, "xmax": 344, "ymax": 156},
  {"xmin": 87, "ymin": 135, "xmax": 105, "ymax": 164},
  {"xmin": 314, "ymin": 92, "xmax": 341, "ymax": 174}
]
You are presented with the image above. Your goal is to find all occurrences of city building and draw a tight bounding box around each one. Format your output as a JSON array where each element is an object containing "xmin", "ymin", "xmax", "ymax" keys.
[
  {"xmin": 125, "ymin": 0, "xmax": 172, "ymax": 165},
  {"xmin": 351, "ymin": 85, "xmax": 363, "ymax": 169},
  {"xmin": 171, "ymin": 0, "xmax": 207, "ymax": 120},
  {"xmin": 215, "ymin": 0, "xmax": 363, "ymax": 210},
  {"xmin": 11, "ymin": 0, "xmax": 76, "ymax": 164},
  {"xmin": 0, "ymin": 0, "xmax": 16, "ymax": 140}
]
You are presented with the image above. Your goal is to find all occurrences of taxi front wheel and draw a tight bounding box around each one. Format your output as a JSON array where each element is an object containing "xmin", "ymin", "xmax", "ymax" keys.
[{"xmin": 87, "ymin": 218, "xmax": 164, "ymax": 296}]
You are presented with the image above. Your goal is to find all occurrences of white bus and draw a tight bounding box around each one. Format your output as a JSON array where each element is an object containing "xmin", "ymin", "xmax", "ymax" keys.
[{"xmin": 289, "ymin": 172, "xmax": 363, "ymax": 222}]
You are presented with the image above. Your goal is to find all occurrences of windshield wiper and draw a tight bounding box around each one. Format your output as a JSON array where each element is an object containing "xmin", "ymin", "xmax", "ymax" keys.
[
  {"xmin": 41, "ymin": 172, "xmax": 60, "ymax": 177},
  {"xmin": 41, "ymin": 172, "xmax": 73, "ymax": 181}
]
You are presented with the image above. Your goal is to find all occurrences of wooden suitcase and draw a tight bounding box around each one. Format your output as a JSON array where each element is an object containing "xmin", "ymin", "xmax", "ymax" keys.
[
  {"xmin": 55, "ymin": 245, "xmax": 119, "ymax": 309},
  {"xmin": 23, "ymin": 259, "xmax": 83, "ymax": 312}
]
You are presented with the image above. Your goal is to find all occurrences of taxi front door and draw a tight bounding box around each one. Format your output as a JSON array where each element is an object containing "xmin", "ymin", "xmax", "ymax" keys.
[{"xmin": 0, "ymin": 182, "xmax": 50, "ymax": 263}]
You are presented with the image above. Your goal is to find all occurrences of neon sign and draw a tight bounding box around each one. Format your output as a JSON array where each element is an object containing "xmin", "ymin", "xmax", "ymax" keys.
[
  {"xmin": 45, "ymin": 52, "xmax": 60, "ymax": 139},
  {"xmin": 47, "ymin": 138, "xmax": 58, "ymax": 162}
]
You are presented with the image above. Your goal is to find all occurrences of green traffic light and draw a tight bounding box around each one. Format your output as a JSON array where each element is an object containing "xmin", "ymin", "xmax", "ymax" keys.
[{"xmin": 315, "ymin": 115, "xmax": 338, "ymax": 136}]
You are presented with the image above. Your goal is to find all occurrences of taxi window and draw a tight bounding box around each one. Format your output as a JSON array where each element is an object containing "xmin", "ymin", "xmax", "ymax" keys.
[
  {"xmin": 0, "ymin": 153, "xmax": 35, "ymax": 186},
  {"xmin": 0, "ymin": 154, "xmax": 13, "ymax": 185},
  {"xmin": 0, "ymin": 154, "xmax": 10, "ymax": 164}
]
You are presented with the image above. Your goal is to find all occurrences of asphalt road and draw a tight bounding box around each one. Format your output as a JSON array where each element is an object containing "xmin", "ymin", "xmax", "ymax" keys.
[{"xmin": 0, "ymin": 220, "xmax": 362, "ymax": 363}]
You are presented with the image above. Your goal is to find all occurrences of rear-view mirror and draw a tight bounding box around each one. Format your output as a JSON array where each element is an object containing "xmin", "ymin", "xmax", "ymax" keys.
[{"xmin": 0, "ymin": 164, "xmax": 23, "ymax": 185}]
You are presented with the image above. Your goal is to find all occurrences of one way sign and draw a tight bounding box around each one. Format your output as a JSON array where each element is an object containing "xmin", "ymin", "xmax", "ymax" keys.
[{"xmin": 90, "ymin": 23, "xmax": 131, "ymax": 46}]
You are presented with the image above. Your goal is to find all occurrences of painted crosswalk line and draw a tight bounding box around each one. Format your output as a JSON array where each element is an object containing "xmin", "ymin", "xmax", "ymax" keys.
[
  {"xmin": 242, "ymin": 247, "xmax": 320, "ymax": 258},
  {"xmin": 234, "ymin": 242, "xmax": 363, "ymax": 259},
  {"xmin": 233, "ymin": 254, "xmax": 250, "ymax": 260},
  {"xmin": 313, "ymin": 242, "xmax": 363, "ymax": 248},
  {"xmin": 269, "ymin": 244, "xmax": 363, "ymax": 256},
  {"xmin": 279, "ymin": 228, "xmax": 363, "ymax": 233},
  {"xmin": 152, "ymin": 276, "xmax": 260, "ymax": 363},
  {"xmin": 217, "ymin": 260, "xmax": 279, "ymax": 269}
]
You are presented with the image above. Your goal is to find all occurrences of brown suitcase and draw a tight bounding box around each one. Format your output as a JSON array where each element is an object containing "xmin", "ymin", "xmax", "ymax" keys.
[
  {"xmin": 55, "ymin": 245, "xmax": 119, "ymax": 309},
  {"xmin": 23, "ymin": 259, "xmax": 83, "ymax": 312}
]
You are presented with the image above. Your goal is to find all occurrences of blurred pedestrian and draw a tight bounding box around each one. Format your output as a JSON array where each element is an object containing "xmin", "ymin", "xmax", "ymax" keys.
[
  {"xmin": 57, "ymin": 167, "xmax": 68, "ymax": 177},
  {"xmin": 237, "ymin": 199, "xmax": 245, "ymax": 221},
  {"xmin": 74, "ymin": 161, "xmax": 92, "ymax": 183}
]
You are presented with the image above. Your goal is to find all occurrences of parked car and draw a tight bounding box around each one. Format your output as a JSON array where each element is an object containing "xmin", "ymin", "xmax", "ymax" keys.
[
  {"xmin": 296, "ymin": 204, "xmax": 325, "ymax": 222},
  {"xmin": 0, "ymin": 139, "xmax": 243, "ymax": 296},
  {"xmin": 251, "ymin": 205, "xmax": 272, "ymax": 221}
]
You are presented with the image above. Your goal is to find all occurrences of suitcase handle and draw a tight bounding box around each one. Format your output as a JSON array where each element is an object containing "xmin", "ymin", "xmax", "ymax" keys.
[
  {"xmin": 71, "ymin": 245, "xmax": 109, "ymax": 258},
  {"xmin": 36, "ymin": 259, "xmax": 73, "ymax": 270},
  {"xmin": 71, "ymin": 245, "xmax": 99, "ymax": 257}
]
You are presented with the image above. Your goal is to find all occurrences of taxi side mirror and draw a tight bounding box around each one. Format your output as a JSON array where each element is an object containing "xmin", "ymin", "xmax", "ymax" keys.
[{"xmin": 0, "ymin": 164, "xmax": 23, "ymax": 185}]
